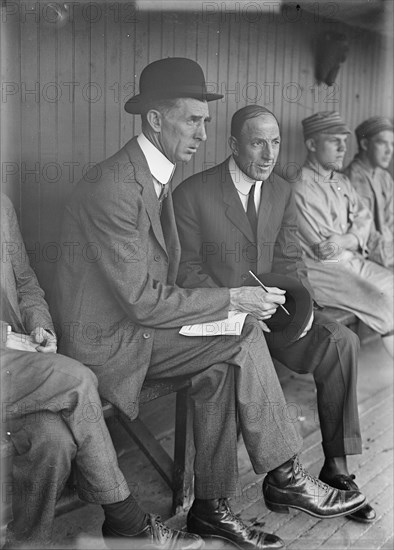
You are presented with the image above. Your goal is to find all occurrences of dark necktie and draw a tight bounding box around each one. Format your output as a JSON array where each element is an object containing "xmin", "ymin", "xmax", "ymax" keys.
[
  {"xmin": 159, "ymin": 183, "xmax": 169, "ymax": 215},
  {"xmin": 246, "ymin": 183, "xmax": 257, "ymax": 239}
]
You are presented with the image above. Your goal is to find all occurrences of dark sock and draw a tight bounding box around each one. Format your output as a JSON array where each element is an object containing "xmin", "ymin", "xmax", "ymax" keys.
[
  {"xmin": 102, "ymin": 493, "xmax": 148, "ymax": 535},
  {"xmin": 320, "ymin": 456, "xmax": 349, "ymax": 478}
]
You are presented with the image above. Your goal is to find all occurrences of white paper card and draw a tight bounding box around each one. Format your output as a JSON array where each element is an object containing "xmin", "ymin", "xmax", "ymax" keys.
[{"xmin": 179, "ymin": 311, "xmax": 248, "ymax": 337}]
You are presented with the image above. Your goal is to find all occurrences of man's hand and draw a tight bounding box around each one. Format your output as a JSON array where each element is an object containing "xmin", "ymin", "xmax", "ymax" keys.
[
  {"xmin": 30, "ymin": 327, "xmax": 57, "ymax": 353},
  {"xmin": 230, "ymin": 286, "xmax": 286, "ymax": 320},
  {"xmin": 6, "ymin": 332, "xmax": 38, "ymax": 352},
  {"xmin": 316, "ymin": 233, "xmax": 358, "ymax": 261}
]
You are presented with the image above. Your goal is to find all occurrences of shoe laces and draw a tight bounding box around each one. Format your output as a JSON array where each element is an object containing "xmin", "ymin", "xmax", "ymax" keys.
[
  {"xmin": 293, "ymin": 457, "xmax": 329, "ymax": 492},
  {"xmin": 148, "ymin": 514, "xmax": 172, "ymax": 540},
  {"xmin": 336, "ymin": 473, "xmax": 357, "ymax": 490},
  {"xmin": 218, "ymin": 499, "xmax": 251, "ymax": 532}
]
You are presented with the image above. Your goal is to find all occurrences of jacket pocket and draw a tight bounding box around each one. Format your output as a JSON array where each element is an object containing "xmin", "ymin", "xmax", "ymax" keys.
[{"xmin": 70, "ymin": 342, "xmax": 112, "ymax": 367}]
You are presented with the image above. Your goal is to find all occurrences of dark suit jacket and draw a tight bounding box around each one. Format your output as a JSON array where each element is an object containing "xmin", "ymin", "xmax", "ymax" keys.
[
  {"xmin": 52, "ymin": 138, "xmax": 230, "ymax": 419},
  {"xmin": 173, "ymin": 157, "xmax": 314, "ymax": 297}
]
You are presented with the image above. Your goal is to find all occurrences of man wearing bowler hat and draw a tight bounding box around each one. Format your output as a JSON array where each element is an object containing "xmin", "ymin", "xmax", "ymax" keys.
[
  {"xmin": 53, "ymin": 61, "xmax": 365, "ymax": 550},
  {"xmin": 293, "ymin": 111, "xmax": 394, "ymax": 358},
  {"xmin": 344, "ymin": 116, "xmax": 394, "ymax": 269},
  {"xmin": 173, "ymin": 104, "xmax": 375, "ymax": 524}
]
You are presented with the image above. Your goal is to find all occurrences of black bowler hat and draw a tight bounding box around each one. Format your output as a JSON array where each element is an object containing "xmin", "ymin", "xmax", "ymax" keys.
[
  {"xmin": 244, "ymin": 272, "xmax": 313, "ymax": 349},
  {"xmin": 124, "ymin": 57, "xmax": 223, "ymax": 114}
]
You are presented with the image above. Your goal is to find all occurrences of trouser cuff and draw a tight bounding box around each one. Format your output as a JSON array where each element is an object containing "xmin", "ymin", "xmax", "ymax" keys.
[
  {"xmin": 322, "ymin": 437, "xmax": 362, "ymax": 458},
  {"xmin": 78, "ymin": 480, "xmax": 130, "ymax": 505}
]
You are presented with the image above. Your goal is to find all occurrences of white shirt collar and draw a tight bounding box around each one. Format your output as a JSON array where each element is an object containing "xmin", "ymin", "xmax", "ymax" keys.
[
  {"xmin": 137, "ymin": 133, "xmax": 175, "ymax": 185},
  {"xmin": 228, "ymin": 156, "xmax": 263, "ymax": 212}
]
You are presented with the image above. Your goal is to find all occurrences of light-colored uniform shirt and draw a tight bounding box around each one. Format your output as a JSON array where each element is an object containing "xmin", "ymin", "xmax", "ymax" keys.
[
  {"xmin": 345, "ymin": 155, "xmax": 393, "ymax": 268},
  {"xmin": 294, "ymin": 160, "xmax": 372, "ymax": 259},
  {"xmin": 292, "ymin": 160, "xmax": 393, "ymax": 335}
]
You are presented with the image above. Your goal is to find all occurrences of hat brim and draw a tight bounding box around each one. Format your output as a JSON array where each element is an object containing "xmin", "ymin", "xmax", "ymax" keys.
[
  {"xmin": 125, "ymin": 91, "xmax": 224, "ymax": 114},
  {"xmin": 244, "ymin": 272, "xmax": 313, "ymax": 349},
  {"xmin": 321, "ymin": 124, "xmax": 351, "ymax": 134}
]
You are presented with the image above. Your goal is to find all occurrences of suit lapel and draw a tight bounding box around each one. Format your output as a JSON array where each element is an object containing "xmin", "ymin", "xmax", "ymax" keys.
[
  {"xmin": 161, "ymin": 190, "xmax": 181, "ymax": 284},
  {"xmin": 124, "ymin": 139, "xmax": 167, "ymax": 255},
  {"xmin": 257, "ymin": 177, "xmax": 273, "ymax": 236},
  {"xmin": 221, "ymin": 159, "xmax": 256, "ymax": 244}
]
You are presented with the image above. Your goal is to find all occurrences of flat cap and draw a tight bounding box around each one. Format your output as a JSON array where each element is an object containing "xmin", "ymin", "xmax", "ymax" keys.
[
  {"xmin": 355, "ymin": 116, "xmax": 394, "ymax": 141},
  {"xmin": 302, "ymin": 111, "xmax": 350, "ymax": 139}
]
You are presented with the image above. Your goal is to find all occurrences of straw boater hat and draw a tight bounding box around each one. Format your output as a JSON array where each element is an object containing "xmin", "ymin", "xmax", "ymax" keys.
[{"xmin": 125, "ymin": 57, "xmax": 223, "ymax": 114}]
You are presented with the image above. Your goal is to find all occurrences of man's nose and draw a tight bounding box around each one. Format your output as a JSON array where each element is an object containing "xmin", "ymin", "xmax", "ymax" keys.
[
  {"xmin": 195, "ymin": 123, "xmax": 207, "ymax": 141},
  {"xmin": 262, "ymin": 143, "xmax": 274, "ymax": 159}
]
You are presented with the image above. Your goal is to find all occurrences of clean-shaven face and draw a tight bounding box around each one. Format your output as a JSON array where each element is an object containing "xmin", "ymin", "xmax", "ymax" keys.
[
  {"xmin": 313, "ymin": 133, "xmax": 348, "ymax": 171},
  {"xmin": 231, "ymin": 114, "xmax": 280, "ymax": 181},
  {"xmin": 365, "ymin": 130, "xmax": 394, "ymax": 169},
  {"xmin": 159, "ymin": 98, "xmax": 211, "ymax": 163}
]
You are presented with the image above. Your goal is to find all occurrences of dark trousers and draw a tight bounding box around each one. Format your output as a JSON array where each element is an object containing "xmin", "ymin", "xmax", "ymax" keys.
[
  {"xmin": 147, "ymin": 316, "xmax": 302, "ymax": 499},
  {"xmin": 268, "ymin": 311, "xmax": 361, "ymax": 458}
]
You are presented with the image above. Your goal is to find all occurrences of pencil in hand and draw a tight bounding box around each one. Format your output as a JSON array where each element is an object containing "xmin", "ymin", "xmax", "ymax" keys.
[{"xmin": 248, "ymin": 270, "xmax": 291, "ymax": 316}]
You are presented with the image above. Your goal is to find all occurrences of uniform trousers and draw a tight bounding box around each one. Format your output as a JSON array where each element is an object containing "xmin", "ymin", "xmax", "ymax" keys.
[{"xmin": 304, "ymin": 253, "xmax": 394, "ymax": 335}]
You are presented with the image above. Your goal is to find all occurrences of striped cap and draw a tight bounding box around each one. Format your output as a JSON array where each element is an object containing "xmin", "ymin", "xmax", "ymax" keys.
[
  {"xmin": 355, "ymin": 116, "xmax": 394, "ymax": 141},
  {"xmin": 302, "ymin": 111, "xmax": 350, "ymax": 139}
]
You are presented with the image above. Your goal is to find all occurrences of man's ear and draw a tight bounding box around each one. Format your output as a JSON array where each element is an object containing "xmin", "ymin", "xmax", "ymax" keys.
[
  {"xmin": 359, "ymin": 137, "xmax": 369, "ymax": 152},
  {"xmin": 228, "ymin": 135, "xmax": 238, "ymax": 156},
  {"xmin": 146, "ymin": 109, "xmax": 162, "ymax": 133},
  {"xmin": 305, "ymin": 137, "xmax": 316, "ymax": 153}
]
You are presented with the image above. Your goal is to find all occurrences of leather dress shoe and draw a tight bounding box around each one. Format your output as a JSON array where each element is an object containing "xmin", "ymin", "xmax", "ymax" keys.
[
  {"xmin": 263, "ymin": 456, "xmax": 366, "ymax": 519},
  {"xmin": 187, "ymin": 498, "xmax": 284, "ymax": 549},
  {"xmin": 319, "ymin": 472, "xmax": 376, "ymax": 523},
  {"xmin": 102, "ymin": 514, "xmax": 204, "ymax": 549}
]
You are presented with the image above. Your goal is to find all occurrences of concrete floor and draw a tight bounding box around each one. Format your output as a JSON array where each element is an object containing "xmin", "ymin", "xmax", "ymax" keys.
[{"xmin": 3, "ymin": 331, "xmax": 394, "ymax": 549}]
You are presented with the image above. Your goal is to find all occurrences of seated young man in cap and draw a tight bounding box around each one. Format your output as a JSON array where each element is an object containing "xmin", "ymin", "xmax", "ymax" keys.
[
  {"xmin": 173, "ymin": 104, "xmax": 375, "ymax": 524},
  {"xmin": 1, "ymin": 192, "xmax": 202, "ymax": 550},
  {"xmin": 52, "ymin": 60, "xmax": 366, "ymax": 550},
  {"xmin": 293, "ymin": 111, "xmax": 394, "ymax": 357},
  {"xmin": 344, "ymin": 116, "xmax": 394, "ymax": 269}
]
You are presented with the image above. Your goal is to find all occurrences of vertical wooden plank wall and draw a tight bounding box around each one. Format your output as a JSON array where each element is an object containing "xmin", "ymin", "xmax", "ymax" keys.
[{"xmin": 1, "ymin": 2, "xmax": 392, "ymax": 294}]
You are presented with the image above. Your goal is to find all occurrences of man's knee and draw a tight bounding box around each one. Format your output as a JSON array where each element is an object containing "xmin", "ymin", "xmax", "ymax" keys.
[
  {"xmin": 11, "ymin": 411, "xmax": 77, "ymax": 461},
  {"xmin": 314, "ymin": 313, "xmax": 360, "ymax": 350},
  {"xmin": 53, "ymin": 354, "xmax": 99, "ymax": 388}
]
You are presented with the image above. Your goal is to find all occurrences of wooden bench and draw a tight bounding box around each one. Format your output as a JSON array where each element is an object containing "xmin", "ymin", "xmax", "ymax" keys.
[{"xmin": 1, "ymin": 377, "xmax": 194, "ymax": 528}]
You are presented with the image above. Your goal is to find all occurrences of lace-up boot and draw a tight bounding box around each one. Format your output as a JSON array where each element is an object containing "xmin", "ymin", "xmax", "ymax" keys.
[
  {"xmin": 263, "ymin": 455, "xmax": 366, "ymax": 519},
  {"xmin": 187, "ymin": 498, "xmax": 284, "ymax": 549},
  {"xmin": 102, "ymin": 514, "xmax": 203, "ymax": 549}
]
